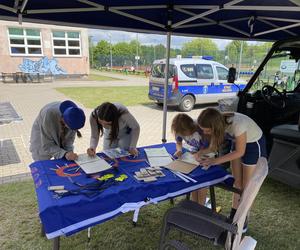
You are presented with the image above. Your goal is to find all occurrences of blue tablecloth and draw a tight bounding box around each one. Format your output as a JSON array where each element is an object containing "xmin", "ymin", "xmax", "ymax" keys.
[{"xmin": 29, "ymin": 143, "xmax": 233, "ymax": 239}]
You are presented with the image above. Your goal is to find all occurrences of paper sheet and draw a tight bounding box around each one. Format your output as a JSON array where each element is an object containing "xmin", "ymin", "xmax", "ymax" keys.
[
  {"xmin": 165, "ymin": 160, "xmax": 199, "ymax": 174},
  {"xmin": 144, "ymin": 147, "xmax": 170, "ymax": 157},
  {"xmin": 147, "ymin": 156, "xmax": 173, "ymax": 167},
  {"xmin": 180, "ymin": 152, "xmax": 199, "ymax": 165},
  {"xmin": 144, "ymin": 147, "xmax": 173, "ymax": 167},
  {"xmin": 75, "ymin": 153, "xmax": 111, "ymax": 174},
  {"xmin": 102, "ymin": 148, "xmax": 130, "ymax": 159}
]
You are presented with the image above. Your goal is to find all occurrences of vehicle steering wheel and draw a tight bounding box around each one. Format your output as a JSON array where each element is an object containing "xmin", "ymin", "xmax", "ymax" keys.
[{"xmin": 261, "ymin": 85, "xmax": 286, "ymax": 109}]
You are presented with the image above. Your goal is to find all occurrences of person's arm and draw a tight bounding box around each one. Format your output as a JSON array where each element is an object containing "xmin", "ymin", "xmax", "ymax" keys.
[
  {"xmin": 174, "ymin": 141, "xmax": 183, "ymax": 158},
  {"xmin": 40, "ymin": 114, "xmax": 67, "ymax": 159},
  {"xmin": 63, "ymin": 130, "xmax": 76, "ymax": 152},
  {"xmin": 88, "ymin": 113, "xmax": 100, "ymax": 154},
  {"xmin": 122, "ymin": 112, "xmax": 140, "ymax": 149},
  {"xmin": 199, "ymin": 132, "xmax": 247, "ymax": 167}
]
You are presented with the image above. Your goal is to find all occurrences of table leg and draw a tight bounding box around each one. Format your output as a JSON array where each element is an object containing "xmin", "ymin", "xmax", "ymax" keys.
[
  {"xmin": 209, "ymin": 186, "xmax": 216, "ymax": 212},
  {"xmin": 40, "ymin": 224, "xmax": 45, "ymax": 237},
  {"xmin": 186, "ymin": 192, "xmax": 191, "ymax": 200},
  {"xmin": 53, "ymin": 237, "xmax": 60, "ymax": 250}
]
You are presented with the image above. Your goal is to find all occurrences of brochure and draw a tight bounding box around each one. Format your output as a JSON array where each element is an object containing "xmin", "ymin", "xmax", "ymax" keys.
[
  {"xmin": 144, "ymin": 147, "xmax": 173, "ymax": 167},
  {"xmin": 75, "ymin": 153, "xmax": 111, "ymax": 174},
  {"xmin": 102, "ymin": 147, "xmax": 131, "ymax": 159}
]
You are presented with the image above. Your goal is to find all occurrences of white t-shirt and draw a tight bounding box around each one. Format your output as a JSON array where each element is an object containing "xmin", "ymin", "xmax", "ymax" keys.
[{"xmin": 225, "ymin": 113, "xmax": 262, "ymax": 143}]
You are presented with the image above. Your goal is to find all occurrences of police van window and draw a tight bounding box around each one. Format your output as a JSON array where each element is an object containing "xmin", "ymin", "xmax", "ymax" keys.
[
  {"xmin": 196, "ymin": 64, "xmax": 214, "ymax": 79},
  {"xmin": 180, "ymin": 64, "xmax": 196, "ymax": 78},
  {"xmin": 151, "ymin": 64, "xmax": 175, "ymax": 78},
  {"xmin": 216, "ymin": 66, "xmax": 229, "ymax": 80}
]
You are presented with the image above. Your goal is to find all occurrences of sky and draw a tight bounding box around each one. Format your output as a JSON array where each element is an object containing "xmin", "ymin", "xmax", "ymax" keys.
[{"xmin": 88, "ymin": 29, "xmax": 233, "ymax": 50}]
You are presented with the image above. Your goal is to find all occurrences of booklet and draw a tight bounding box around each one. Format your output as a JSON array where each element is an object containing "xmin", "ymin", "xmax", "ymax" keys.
[
  {"xmin": 75, "ymin": 153, "xmax": 112, "ymax": 174},
  {"xmin": 179, "ymin": 152, "xmax": 199, "ymax": 165},
  {"xmin": 102, "ymin": 147, "xmax": 131, "ymax": 159},
  {"xmin": 144, "ymin": 147, "xmax": 173, "ymax": 167}
]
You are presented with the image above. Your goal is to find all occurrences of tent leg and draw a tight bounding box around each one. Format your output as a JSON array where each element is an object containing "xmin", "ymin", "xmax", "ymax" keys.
[
  {"xmin": 162, "ymin": 31, "xmax": 171, "ymax": 144},
  {"xmin": 53, "ymin": 237, "xmax": 60, "ymax": 250}
]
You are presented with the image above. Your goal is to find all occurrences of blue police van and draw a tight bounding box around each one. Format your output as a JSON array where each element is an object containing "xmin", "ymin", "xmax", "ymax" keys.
[{"xmin": 148, "ymin": 57, "xmax": 246, "ymax": 111}]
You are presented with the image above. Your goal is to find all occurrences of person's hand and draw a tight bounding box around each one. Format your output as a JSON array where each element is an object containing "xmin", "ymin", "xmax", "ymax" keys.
[
  {"xmin": 87, "ymin": 148, "xmax": 96, "ymax": 157},
  {"xmin": 65, "ymin": 152, "xmax": 78, "ymax": 161},
  {"xmin": 173, "ymin": 150, "xmax": 183, "ymax": 159},
  {"xmin": 198, "ymin": 157, "xmax": 216, "ymax": 169},
  {"xmin": 129, "ymin": 148, "xmax": 139, "ymax": 157},
  {"xmin": 193, "ymin": 152, "xmax": 203, "ymax": 162}
]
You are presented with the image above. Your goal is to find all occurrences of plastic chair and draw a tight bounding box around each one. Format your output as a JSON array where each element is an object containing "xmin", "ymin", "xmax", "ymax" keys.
[{"xmin": 159, "ymin": 157, "xmax": 268, "ymax": 250}]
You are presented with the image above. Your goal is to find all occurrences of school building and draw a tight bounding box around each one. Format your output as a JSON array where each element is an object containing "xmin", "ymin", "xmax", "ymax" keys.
[{"xmin": 0, "ymin": 20, "xmax": 89, "ymax": 77}]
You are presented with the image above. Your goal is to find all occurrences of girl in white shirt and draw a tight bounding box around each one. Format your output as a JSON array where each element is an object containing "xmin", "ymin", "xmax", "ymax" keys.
[{"xmin": 196, "ymin": 108, "xmax": 266, "ymax": 224}]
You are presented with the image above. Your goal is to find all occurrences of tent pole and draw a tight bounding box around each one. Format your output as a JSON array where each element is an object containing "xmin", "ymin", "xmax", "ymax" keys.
[{"xmin": 162, "ymin": 31, "xmax": 171, "ymax": 143}]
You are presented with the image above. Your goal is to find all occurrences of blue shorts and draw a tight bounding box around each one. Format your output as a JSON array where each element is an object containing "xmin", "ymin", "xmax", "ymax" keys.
[{"xmin": 232, "ymin": 136, "xmax": 267, "ymax": 165}]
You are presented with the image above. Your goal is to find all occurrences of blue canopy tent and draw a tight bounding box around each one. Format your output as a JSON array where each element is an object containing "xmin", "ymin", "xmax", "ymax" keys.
[{"xmin": 1, "ymin": 0, "xmax": 300, "ymax": 141}]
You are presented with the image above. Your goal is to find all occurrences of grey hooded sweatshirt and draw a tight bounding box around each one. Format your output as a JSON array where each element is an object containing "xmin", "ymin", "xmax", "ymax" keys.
[
  {"xmin": 89, "ymin": 103, "xmax": 140, "ymax": 150},
  {"xmin": 30, "ymin": 102, "xmax": 76, "ymax": 161}
]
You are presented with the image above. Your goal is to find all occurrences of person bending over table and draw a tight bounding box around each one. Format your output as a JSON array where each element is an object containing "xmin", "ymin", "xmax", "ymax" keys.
[
  {"xmin": 171, "ymin": 113, "xmax": 210, "ymax": 205},
  {"xmin": 87, "ymin": 102, "xmax": 140, "ymax": 157},
  {"xmin": 196, "ymin": 108, "xmax": 267, "ymax": 232},
  {"xmin": 30, "ymin": 100, "xmax": 86, "ymax": 161}
]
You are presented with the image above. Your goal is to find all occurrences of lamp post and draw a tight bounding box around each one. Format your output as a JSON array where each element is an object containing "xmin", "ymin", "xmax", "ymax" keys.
[
  {"xmin": 135, "ymin": 33, "xmax": 139, "ymax": 70},
  {"xmin": 108, "ymin": 33, "xmax": 112, "ymax": 71},
  {"xmin": 237, "ymin": 41, "xmax": 244, "ymax": 79},
  {"xmin": 89, "ymin": 35, "xmax": 93, "ymax": 69}
]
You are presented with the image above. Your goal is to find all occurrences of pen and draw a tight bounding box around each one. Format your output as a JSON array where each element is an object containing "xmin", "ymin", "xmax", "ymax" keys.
[{"xmin": 75, "ymin": 166, "xmax": 81, "ymax": 173}]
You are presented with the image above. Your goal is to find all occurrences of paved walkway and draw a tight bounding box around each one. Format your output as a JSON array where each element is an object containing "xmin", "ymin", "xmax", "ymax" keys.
[{"xmin": 0, "ymin": 73, "xmax": 212, "ymax": 184}]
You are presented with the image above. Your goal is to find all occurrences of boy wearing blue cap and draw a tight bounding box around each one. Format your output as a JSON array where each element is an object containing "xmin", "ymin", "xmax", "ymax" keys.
[{"xmin": 29, "ymin": 100, "xmax": 86, "ymax": 161}]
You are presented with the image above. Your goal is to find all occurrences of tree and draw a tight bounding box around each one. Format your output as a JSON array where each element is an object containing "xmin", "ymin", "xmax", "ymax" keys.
[
  {"xmin": 93, "ymin": 40, "xmax": 111, "ymax": 67},
  {"xmin": 181, "ymin": 38, "xmax": 218, "ymax": 57}
]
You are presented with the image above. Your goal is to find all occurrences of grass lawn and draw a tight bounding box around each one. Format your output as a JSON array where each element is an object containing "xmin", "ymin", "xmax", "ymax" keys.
[
  {"xmin": 56, "ymin": 86, "xmax": 150, "ymax": 108},
  {"xmin": 88, "ymin": 74, "xmax": 122, "ymax": 81},
  {"xmin": 0, "ymin": 178, "xmax": 299, "ymax": 250}
]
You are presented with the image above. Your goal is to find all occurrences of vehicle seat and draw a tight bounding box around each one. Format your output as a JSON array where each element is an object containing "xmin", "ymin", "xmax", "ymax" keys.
[
  {"xmin": 268, "ymin": 123, "xmax": 300, "ymax": 188},
  {"xmin": 270, "ymin": 124, "xmax": 300, "ymax": 144}
]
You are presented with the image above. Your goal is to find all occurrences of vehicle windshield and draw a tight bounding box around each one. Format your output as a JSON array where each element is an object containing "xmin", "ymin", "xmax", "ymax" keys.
[{"xmin": 251, "ymin": 49, "xmax": 300, "ymax": 92}]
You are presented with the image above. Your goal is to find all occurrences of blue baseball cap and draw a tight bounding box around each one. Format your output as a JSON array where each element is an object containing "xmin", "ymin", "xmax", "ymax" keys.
[{"xmin": 59, "ymin": 100, "xmax": 86, "ymax": 130}]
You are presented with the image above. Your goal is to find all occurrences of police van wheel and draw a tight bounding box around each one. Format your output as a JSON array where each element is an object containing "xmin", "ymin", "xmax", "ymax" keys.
[
  {"xmin": 155, "ymin": 102, "xmax": 163, "ymax": 107},
  {"xmin": 179, "ymin": 95, "xmax": 195, "ymax": 112}
]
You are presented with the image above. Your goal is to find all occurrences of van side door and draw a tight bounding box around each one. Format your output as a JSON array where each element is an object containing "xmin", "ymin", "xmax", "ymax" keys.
[
  {"xmin": 195, "ymin": 64, "xmax": 215, "ymax": 101},
  {"xmin": 178, "ymin": 64, "xmax": 197, "ymax": 95}
]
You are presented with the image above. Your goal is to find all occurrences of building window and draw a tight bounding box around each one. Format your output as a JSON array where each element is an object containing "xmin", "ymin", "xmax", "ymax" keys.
[
  {"xmin": 8, "ymin": 27, "xmax": 42, "ymax": 56},
  {"xmin": 52, "ymin": 31, "xmax": 81, "ymax": 56}
]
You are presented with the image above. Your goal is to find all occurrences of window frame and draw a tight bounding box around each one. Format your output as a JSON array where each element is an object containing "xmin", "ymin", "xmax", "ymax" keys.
[
  {"xmin": 180, "ymin": 64, "xmax": 197, "ymax": 78},
  {"xmin": 216, "ymin": 66, "xmax": 229, "ymax": 81},
  {"xmin": 195, "ymin": 64, "xmax": 214, "ymax": 79},
  {"xmin": 51, "ymin": 30, "xmax": 82, "ymax": 57},
  {"xmin": 7, "ymin": 27, "xmax": 43, "ymax": 56}
]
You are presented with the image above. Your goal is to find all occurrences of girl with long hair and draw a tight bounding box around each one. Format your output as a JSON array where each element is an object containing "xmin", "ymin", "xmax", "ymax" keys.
[
  {"xmin": 87, "ymin": 102, "xmax": 140, "ymax": 157},
  {"xmin": 171, "ymin": 113, "xmax": 209, "ymax": 205},
  {"xmin": 197, "ymin": 108, "xmax": 267, "ymax": 231}
]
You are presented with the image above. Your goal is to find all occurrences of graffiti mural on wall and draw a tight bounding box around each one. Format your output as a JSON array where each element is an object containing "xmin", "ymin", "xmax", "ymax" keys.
[{"xmin": 19, "ymin": 57, "xmax": 67, "ymax": 75}]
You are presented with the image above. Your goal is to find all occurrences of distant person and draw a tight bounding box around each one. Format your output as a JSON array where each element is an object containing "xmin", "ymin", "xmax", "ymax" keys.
[
  {"xmin": 228, "ymin": 64, "xmax": 237, "ymax": 83},
  {"xmin": 130, "ymin": 66, "xmax": 136, "ymax": 73},
  {"xmin": 87, "ymin": 102, "xmax": 140, "ymax": 157},
  {"xmin": 30, "ymin": 100, "xmax": 86, "ymax": 161}
]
